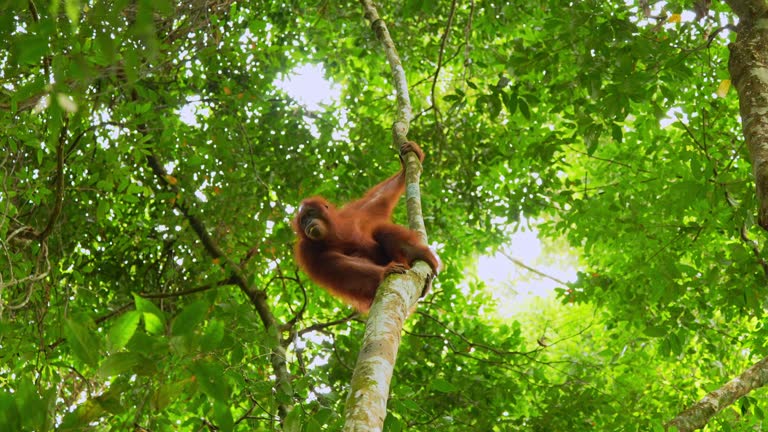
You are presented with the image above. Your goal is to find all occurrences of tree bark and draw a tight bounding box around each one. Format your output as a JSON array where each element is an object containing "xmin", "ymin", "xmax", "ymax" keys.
[
  {"xmin": 726, "ymin": 0, "xmax": 768, "ymax": 229},
  {"xmin": 667, "ymin": 356, "xmax": 768, "ymax": 431},
  {"xmin": 343, "ymin": 1, "xmax": 434, "ymax": 430}
]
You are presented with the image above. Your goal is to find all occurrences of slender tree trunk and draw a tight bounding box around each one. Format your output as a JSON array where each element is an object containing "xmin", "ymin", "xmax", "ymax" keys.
[{"xmin": 343, "ymin": 1, "xmax": 436, "ymax": 430}]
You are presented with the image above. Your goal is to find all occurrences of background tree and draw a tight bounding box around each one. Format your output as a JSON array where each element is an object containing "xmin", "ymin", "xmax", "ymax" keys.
[{"xmin": 1, "ymin": 0, "xmax": 767, "ymax": 431}]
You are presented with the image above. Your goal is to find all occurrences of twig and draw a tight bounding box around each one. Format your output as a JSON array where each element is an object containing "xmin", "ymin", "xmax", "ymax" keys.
[
  {"xmin": 430, "ymin": 0, "xmax": 458, "ymax": 127},
  {"xmin": 37, "ymin": 117, "xmax": 68, "ymax": 241},
  {"xmin": 499, "ymin": 250, "xmax": 569, "ymax": 286},
  {"xmin": 739, "ymin": 225, "xmax": 768, "ymax": 277},
  {"xmin": 139, "ymin": 276, "xmax": 238, "ymax": 299},
  {"xmin": 298, "ymin": 312, "xmax": 358, "ymax": 336}
]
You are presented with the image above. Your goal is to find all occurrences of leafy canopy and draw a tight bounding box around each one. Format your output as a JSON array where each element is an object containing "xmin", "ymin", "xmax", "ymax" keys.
[{"xmin": 0, "ymin": 0, "xmax": 763, "ymax": 431}]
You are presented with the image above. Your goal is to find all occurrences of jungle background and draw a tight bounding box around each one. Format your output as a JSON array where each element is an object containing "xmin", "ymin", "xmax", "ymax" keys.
[{"xmin": 2, "ymin": 0, "xmax": 768, "ymax": 430}]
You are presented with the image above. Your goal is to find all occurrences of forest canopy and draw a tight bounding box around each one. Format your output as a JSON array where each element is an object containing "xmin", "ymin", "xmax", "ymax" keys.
[{"xmin": 2, "ymin": 0, "xmax": 768, "ymax": 431}]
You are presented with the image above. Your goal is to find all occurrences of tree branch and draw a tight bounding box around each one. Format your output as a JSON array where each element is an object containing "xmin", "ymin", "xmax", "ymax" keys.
[
  {"xmin": 725, "ymin": 0, "xmax": 768, "ymax": 229},
  {"xmin": 143, "ymin": 151, "xmax": 293, "ymax": 419},
  {"xmin": 499, "ymin": 250, "xmax": 570, "ymax": 286},
  {"xmin": 667, "ymin": 356, "xmax": 768, "ymax": 431},
  {"xmin": 343, "ymin": 2, "xmax": 437, "ymax": 430},
  {"xmin": 37, "ymin": 117, "xmax": 68, "ymax": 241}
]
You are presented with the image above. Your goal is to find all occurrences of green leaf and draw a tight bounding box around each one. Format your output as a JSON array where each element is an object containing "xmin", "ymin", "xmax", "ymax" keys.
[
  {"xmin": 644, "ymin": 326, "xmax": 666, "ymax": 338},
  {"xmin": 283, "ymin": 407, "xmax": 303, "ymax": 432},
  {"xmin": 213, "ymin": 401, "xmax": 234, "ymax": 432},
  {"xmin": 59, "ymin": 399, "xmax": 105, "ymax": 430},
  {"xmin": 430, "ymin": 378, "xmax": 457, "ymax": 393},
  {"xmin": 94, "ymin": 32, "xmax": 115, "ymax": 65},
  {"xmin": 152, "ymin": 0, "xmax": 174, "ymax": 15},
  {"xmin": 584, "ymin": 123, "xmax": 602, "ymax": 156},
  {"xmin": 488, "ymin": 93, "xmax": 502, "ymax": 120},
  {"xmin": 171, "ymin": 301, "xmax": 209, "ymax": 336},
  {"xmin": 191, "ymin": 361, "xmax": 229, "ymax": 402},
  {"xmin": 13, "ymin": 76, "xmax": 45, "ymax": 107},
  {"xmin": 201, "ymin": 319, "xmax": 225, "ymax": 349},
  {"xmin": 15, "ymin": 33, "xmax": 49, "ymax": 65},
  {"xmin": 64, "ymin": 319, "xmax": 100, "ymax": 366},
  {"xmin": 611, "ymin": 123, "xmax": 623, "ymax": 143},
  {"xmin": 143, "ymin": 313, "xmax": 164, "ymax": 335},
  {"xmin": 96, "ymin": 199, "xmax": 109, "ymax": 221},
  {"xmin": 150, "ymin": 381, "xmax": 186, "ymax": 411},
  {"xmin": 305, "ymin": 418, "xmax": 323, "ymax": 432},
  {"xmin": 0, "ymin": 391, "xmax": 21, "ymax": 431},
  {"xmin": 97, "ymin": 352, "xmax": 143, "ymax": 378},
  {"xmin": 383, "ymin": 414, "xmax": 404, "ymax": 432},
  {"xmin": 133, "ymin": 294, "xmax": 166, "ymax": 335},
  {"xmin": 502, "ymin": 91, "xmax": 517, "ymax": 115},
  {"xmin": 64, "ymin": 0, "xmax": 81, "ymax": 29},
  {"xmin": 13, "ymin": 378, "xmax": 53, "ymax": 430},
  {"xmin": 518, "ymin": 97, "xmax": 530, "ymax": 120},
  {"xmin": 108, "ymin": 311, "xmax": 141, "ymax": 350}
]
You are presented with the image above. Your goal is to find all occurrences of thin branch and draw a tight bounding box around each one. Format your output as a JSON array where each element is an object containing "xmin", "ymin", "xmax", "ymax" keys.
[
  {"xmin": 138, "ymin": 129, "xmax": 292, "ymax": 419},
  {"xmin": 65, "ymin": 121, "xmax": 128, "ymax": 160},
  {"xmin": 416, "ymin": 310, "xmax": 536, "ymax": 357},
  {"xmin": 47, "ymin": 302, "xmax": 135, "ymax": 350},
  {"xmin": 280, "ymin": 270, "xmax": 308, "ymax": 331},
  {"xmin": 139, "ymin": 276, "xmax": 238, "ymax": 299},
  {"xmin": 566, "ymin": 144, "xmax": 651, "ymax": 174},
  {"xmin": 37, "ymin": 117, "xmax": 68, "ymax": 241},
  {"xmin": 499, "ymin": 250, "xmax": 569, "ymax": 286},
  {"xmin": 739, "ymin": 225, "xmax": 768, "ymax": 277},
  {"xmin": 430, "ymin": 0, "xmax": 458, "ymax": 127},
  {"xmin": 463, "ymin": 0, "xmax": 476, "ymax": 77},
  {"xmin": 4, "ymin": 242, "xmax": 50, "ymax": 311},
  {"xmin": 360, "ymin": 7, "xmax": 412, "ymax": 138},
  {"xmin": 298, "ymin": 312, "xmax": 358, "ymax": 336}
]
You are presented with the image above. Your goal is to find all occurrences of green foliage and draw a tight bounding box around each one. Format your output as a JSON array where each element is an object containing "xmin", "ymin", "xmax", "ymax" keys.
[{"xmin": 0, "ymin": 0, "xmax": 765, "ymax": 431}]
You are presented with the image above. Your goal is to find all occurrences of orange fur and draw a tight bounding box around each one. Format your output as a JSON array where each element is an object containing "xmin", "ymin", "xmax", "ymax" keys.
[{"xmin": 293, "ymin": 142, "xmax": 438, "ymax": 312}]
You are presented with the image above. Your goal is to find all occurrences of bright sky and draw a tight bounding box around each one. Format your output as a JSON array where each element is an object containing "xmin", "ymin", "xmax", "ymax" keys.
[
  {"xmin": 275, "ymin": 64, "xmax": 341, "ymax": 111},
  {"xmin": 478, "ymin": 228, "xmax": 578, "ymax": 317}
]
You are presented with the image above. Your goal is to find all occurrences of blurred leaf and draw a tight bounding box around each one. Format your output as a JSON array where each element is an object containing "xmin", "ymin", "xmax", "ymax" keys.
[
  {"xmin": 201, "ymin": 318, "xmax": 225, "ymax": 349},
  {"xmin": 133, "ymin": 294, "xmax": 167, "ymax": 335},
  {"xmin": 171, "ymin": 300, "xmax": 209, "ymax": 336},
  {"xmin": 430, "ymin": 378, "xmax": 457, "ymax": 393},
  {"xmin": 191, "ymin": 361, "xmax": 230, "ymax": 402},
  {"xmin": 108, "ymin": 310, "xmax": 141, "ymax": 350},
  {"xmin": 97, "ymin": 352, "xmax": 144, "ymax": 378},
  {"xmin": 64, "ymin": 319, "xmax": 100, "ymax": 366},
  {"xmin": 64, "ymin": 0, "xmax": 81, "ymax": 28},
  {"xmin": 14, "ymin": 33, "xmax": 48, "ymax": 65},
  {"xmin": 213, "ymin": 401, "xmax": 234, "ymax": 432}
]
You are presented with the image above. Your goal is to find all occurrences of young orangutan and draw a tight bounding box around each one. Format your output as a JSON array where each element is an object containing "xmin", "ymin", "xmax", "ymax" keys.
[{"xmin": 293, "ymin": 141, "xmax": 439, "ymax": 312}]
